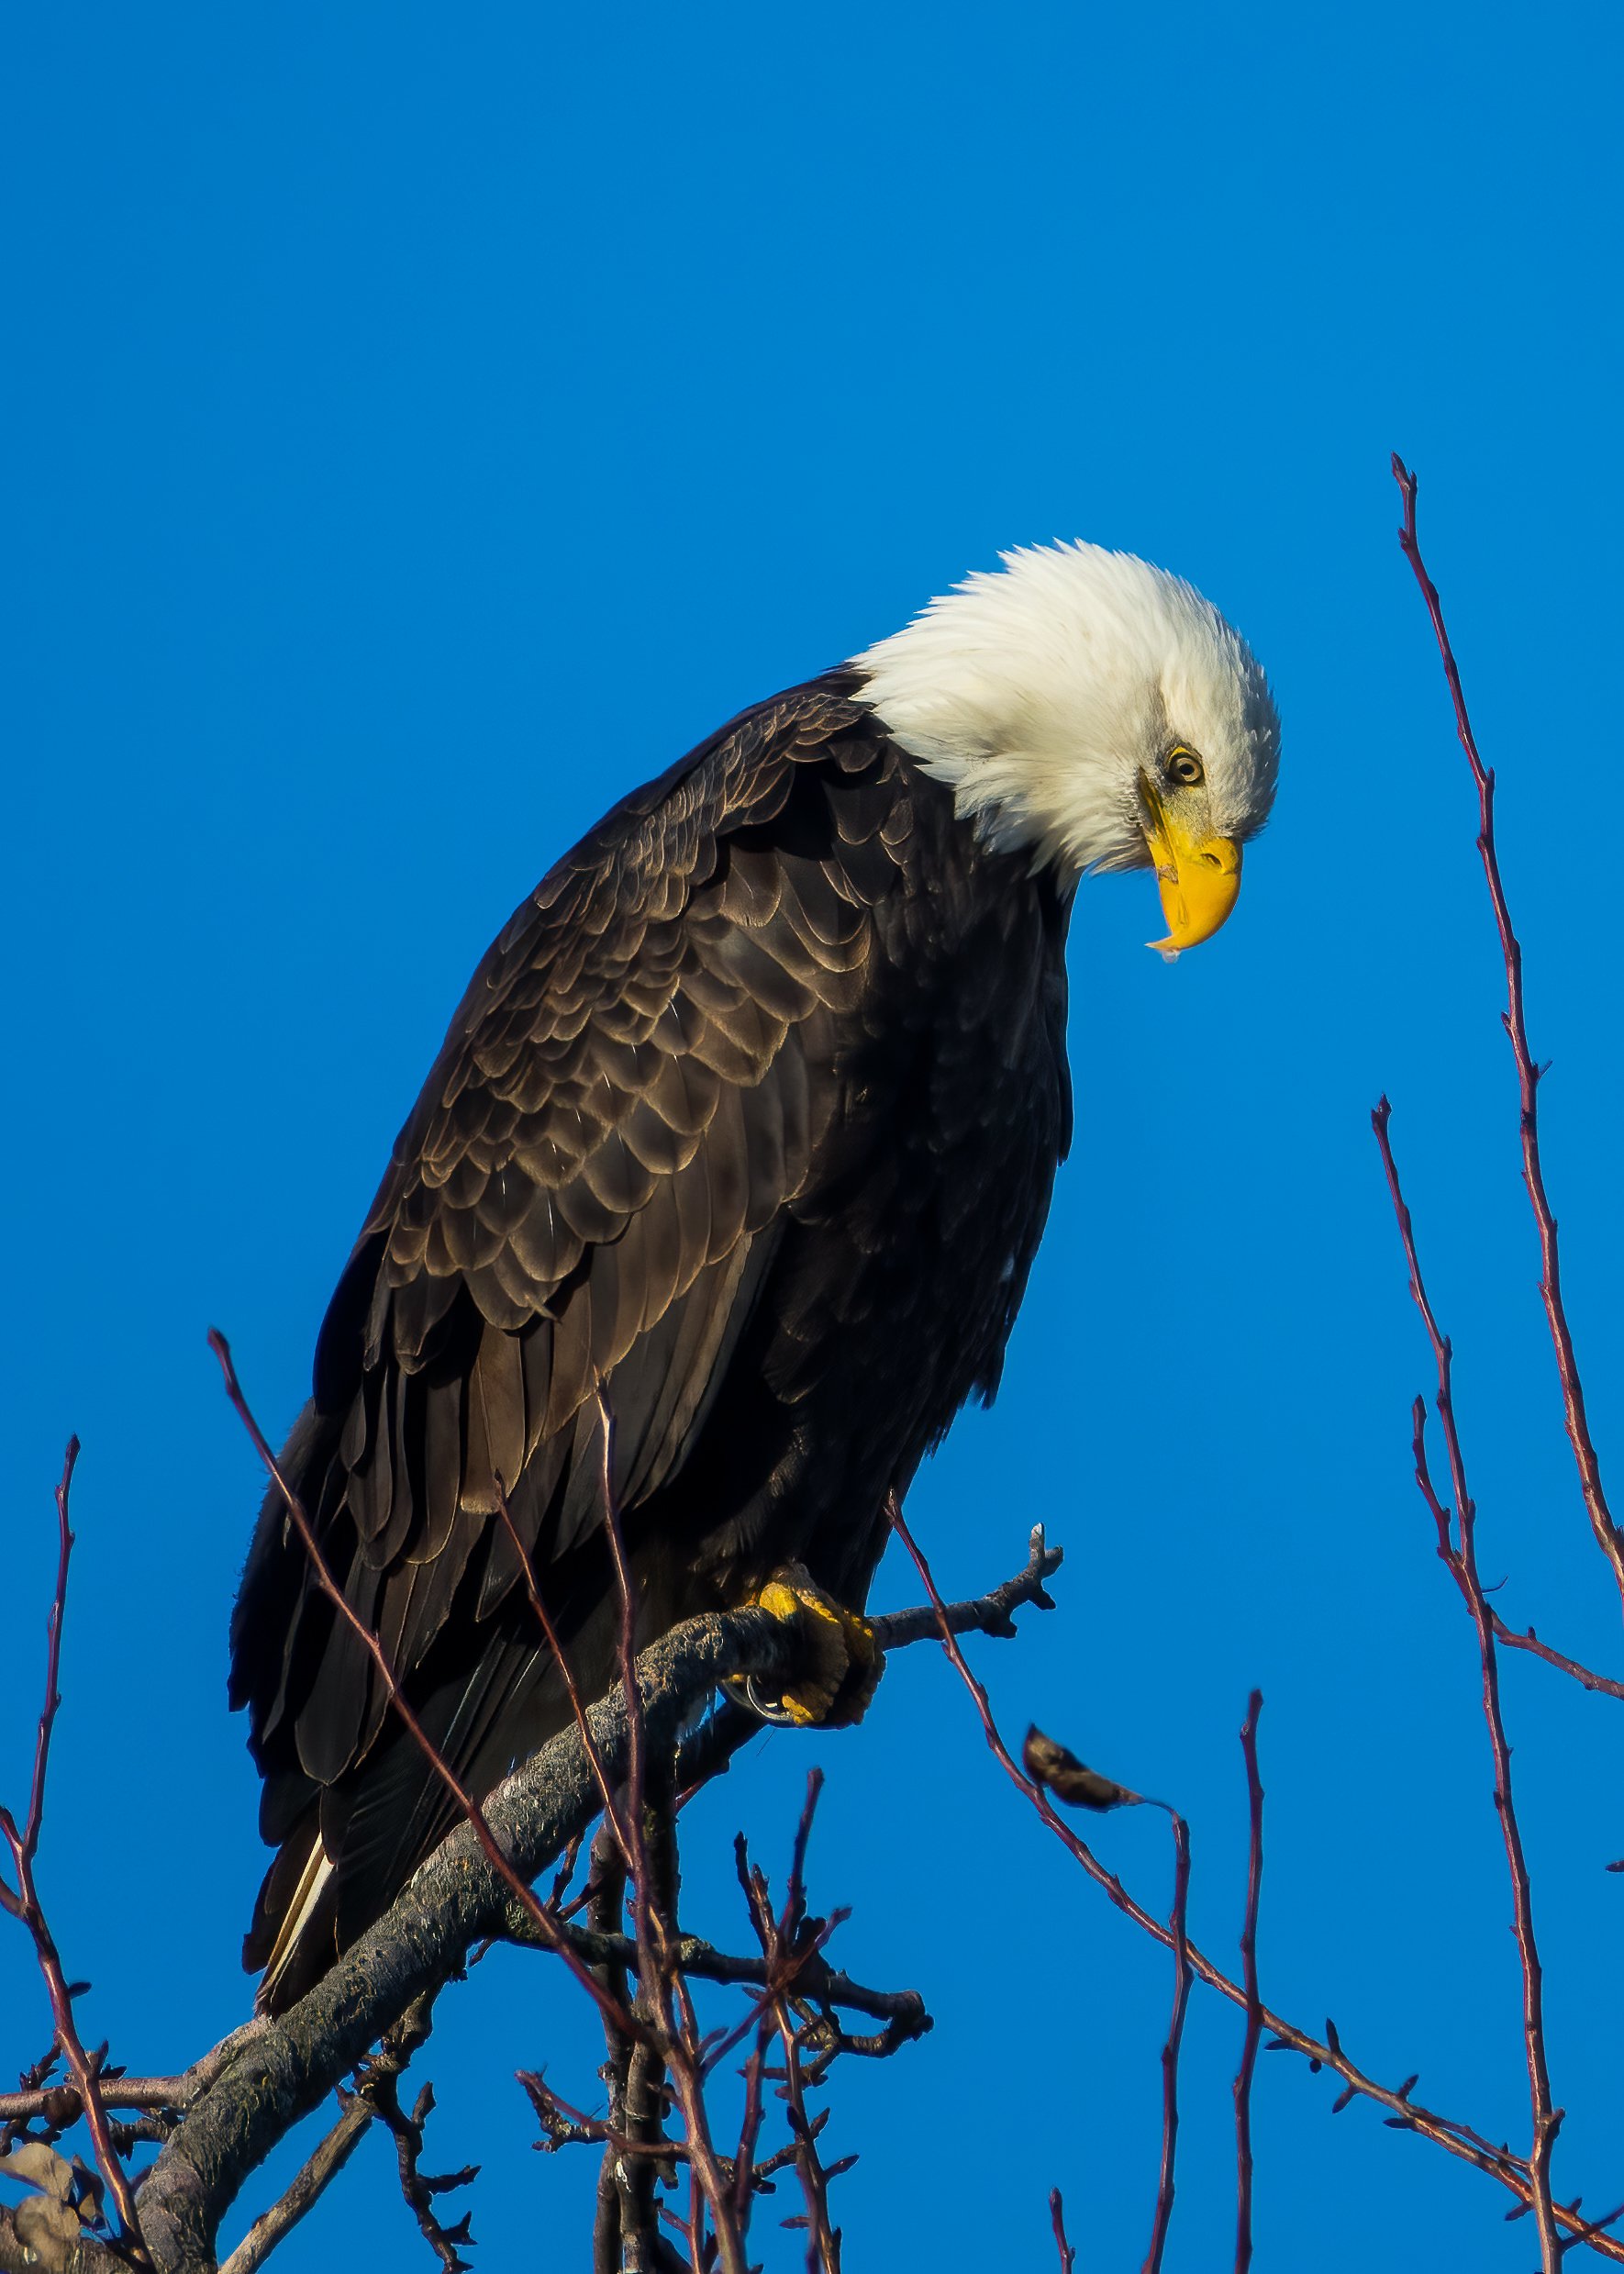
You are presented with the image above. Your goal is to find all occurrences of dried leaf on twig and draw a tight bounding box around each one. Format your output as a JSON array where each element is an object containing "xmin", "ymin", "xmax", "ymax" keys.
[
  {"xmin": 0, "ymin": 2139, "xmax": 76, "ymax": 2200},
  {"xmin": 0, "ymin": 2142, "xmax": 105, "ymax": 2272},
  {"xmin": 1022, "ymin": 1725, "xmax": 1136, "ymax": 1811}
]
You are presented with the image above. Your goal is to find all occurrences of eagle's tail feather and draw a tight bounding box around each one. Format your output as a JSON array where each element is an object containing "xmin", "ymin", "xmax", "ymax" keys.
[{"xmin": 251, "ymin": 1831, "xmax": 336, "ymax": 2015}]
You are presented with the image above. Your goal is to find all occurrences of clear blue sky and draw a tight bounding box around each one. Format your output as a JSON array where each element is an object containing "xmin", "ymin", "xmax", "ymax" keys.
[{"xmin": 6, "ymin": 5, "xmax": 1624, "ymax": 2265}]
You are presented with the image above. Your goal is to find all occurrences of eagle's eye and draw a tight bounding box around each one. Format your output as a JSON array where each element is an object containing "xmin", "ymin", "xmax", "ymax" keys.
[{"xmin": 1166, "ymin": 748, "xmax": 1205, "ymax": 787}]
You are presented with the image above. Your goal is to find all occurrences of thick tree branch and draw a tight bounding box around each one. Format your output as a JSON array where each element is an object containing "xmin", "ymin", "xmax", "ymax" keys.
[
  {"xmin": 0, "ymin": 1362, "xmax": 1051, "ymax": 2274},
  {"xmin": 129, "ymin": 1601, "xmax": 805, "ymax": 2274},
  {"xmin": 216, "ymin": 1996, "xmax": 447, "ymax": 2274},
  {"xmin": 98, "ymin": 1529, "xmax": 1055, "ymax": 2274},
  {"xmin": 213, "ymin": 2101, "xmax": 371, "ymax": 2274}
]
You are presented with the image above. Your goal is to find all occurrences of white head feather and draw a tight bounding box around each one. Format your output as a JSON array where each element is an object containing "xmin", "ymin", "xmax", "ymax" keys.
[{"xmin": 851, "ymin": 541, "xmax": 1280, "ymax": 879}]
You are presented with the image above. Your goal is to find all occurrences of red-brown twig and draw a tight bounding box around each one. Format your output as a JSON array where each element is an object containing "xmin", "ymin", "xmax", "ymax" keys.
[
  {"xmin": 735, "ymin": 1774, "xmax": 846, "ymax": 2272},
  {"xmin": 593, "ymin": 1388, "xmax": 659, "ymax": 1976},
  {"xmin": 1485, "ymin": 1618, "xmax": 1624, "ymax": 1703},
  {"xmin": 1373, "ymin": 1098, "xmax": 1563, "ymax": 2270},
  {"xmin": 1558, "ymin": 2202, "xmax": 1624, "ymax": 2258},
  {"xmin": 1050, "ymin": 2187, "xmax": 1076, "ymax": 2274},
  {"xmin": 592, "ymin": 1378, "xmax": 749, "ymax": 2274},
  {"xmin": 885, "ymin": 1502, "xmax": 1613, "ymax": 2257},
  {"xmin": 1233, "ymin": 1690, "xmax": 1265, "ymax": 2274},
  {"xmin": 1393, "ymin": 454, "xmax": 1623, "ymax": 1619},
  {"xmin": 698, "ymin": 1908, "xmax": 846, "ymax": 2086},
  {"xmin": 582, "ymin": 1831, "xmax": 661, "ymax": 2274},
  {"xmin": 490, "ymin": 1477, "xmax": 632, "ymax": 1859},
  {"xmin": 777, "ymin": 2009, "xmax": 840, "ymax": 2274},
  {"xmin": 0, "ymin": 1440, "xmax": 147, "ymax": 2260},
  {"xmin": 524, "ymin": 2070, "xmax": 690, "ymax": 2163},
  {"xmin": 1142, "ymin": 1811, "xmax": 1191, "ymax": 2274},
  {"xmin": 730, "ymin": 1945, "xmax": 775, "ymax": 2235},
  {"xmin": 0, "ymin": 2022, "xmax": 270, "ymax": 2129},
  {"xmin": 207, "ymin": 1329, "xmax": 635, "ymax": 2042},
  {"xmin": 17, "ymin": 1448, "xmax": 73, "ymax": 1872},
  {"xmin": 495, "ymin": 1442, "xmax": 677, "ymax": 2269}
]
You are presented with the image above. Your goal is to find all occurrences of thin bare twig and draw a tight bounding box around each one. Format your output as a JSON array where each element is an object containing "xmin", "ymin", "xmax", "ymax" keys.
[
  {"xmin": 1485, "ymin": 1618, "xmax": 1624, "ymax": 1704},
  {"xmin": 696, "ymin": 1913, "xmax": 847, "ymax": 2088},
  {"xmin": 1233, "ymin": 1691, "xmax": 1264, "ymax": 2274},
  {"xmin": 729, "ymin": 1929, "xmax": 775, "ymax": 2237},
  {"xmin": 533, "ymin": 1926, "xmax": 927, "ymax": 2037},
  {"xmin": 11, "ymin": 1446, "xmax": 74, "ymax": 1878},
  {"xmin": 1141, "ymin": 1813, "xmax": 1191, "ymax": 2274},
  {"xmin": 1393, "ymin": 454, "xmax": 1623, "ymax": 1618},
  {"xmin": 1050, "ymin": 2188, "xmax": 1075, "ymax": 2274},
  {"xmin": 0, "ymin": 2023, "xmax": 272, "ymax": 2129},
  {"xmin": 724, "ymin": 1785, "xmax": 862, "ymax": 2272},
  {"xmin": 584, "ymin": 1831, "xmax": 649, "ymax": 2274},
  {"xmin": 1558, "ymin": 2203, "xmax": 1624, "ymax": 2259},
  {"xmin": 593, "ymin": 1389, "xmax": 659, "ymax": 1978},
  {"xmin": 525, "ymin": 2072, "xmax": 808, "ymax": 2191},
  {"xmin": 1374, "ymin": 1098, "xmax": 1563, "ymax": 2270},
  {"xmin": 746, "ymin": 1789, "xmax": 843, "ymax": 2274},
  {"xmin": 886, "ymin": 1502, "xmax": 1612, "ymax": 2257},
  {"xmin": 491, "ymin": 1477, "xmax": 632, "ymax": 1859},
  {"xmin": 593, "ymin": 1377, "xmax": 748, "ymax": 2274},
  {"xmin": 0, "ymin": 1440, "xmax": 147, "ymax": 2261}
]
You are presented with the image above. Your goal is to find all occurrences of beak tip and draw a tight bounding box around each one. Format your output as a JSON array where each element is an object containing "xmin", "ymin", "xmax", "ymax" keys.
[{"xmin": 1147, "ymin": 833, "xmax": 1242, "ymax": 956}]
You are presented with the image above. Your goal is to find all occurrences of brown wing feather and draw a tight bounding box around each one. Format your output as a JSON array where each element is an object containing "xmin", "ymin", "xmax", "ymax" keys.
[{"xmin": 229, "ymin": 683, "xmax": 908, "ymax": 1996}]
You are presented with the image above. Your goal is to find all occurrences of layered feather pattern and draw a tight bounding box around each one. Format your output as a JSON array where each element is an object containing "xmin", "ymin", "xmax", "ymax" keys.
[{"xmin": 230, "ymin": 674, "xmax": 1072, "ymax": 2008}]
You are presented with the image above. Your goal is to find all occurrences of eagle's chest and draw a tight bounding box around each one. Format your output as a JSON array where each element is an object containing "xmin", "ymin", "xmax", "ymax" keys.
[
  {"xmin": 664, "ymin": 775, "xmax": 1073, "ymax": 1604},
  {"xmin": 755, "ymin": 847, "xmax": 1070, "ymax": 1545},
  {"xmin": 856, "ymin": 862, "xmax": 1068, "ymax": 1385}
]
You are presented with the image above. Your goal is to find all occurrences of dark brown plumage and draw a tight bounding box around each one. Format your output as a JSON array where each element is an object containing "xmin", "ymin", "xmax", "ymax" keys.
[{"xmin": 230, "ymin": 672, "xmax": 1072, "ymax": 2010}]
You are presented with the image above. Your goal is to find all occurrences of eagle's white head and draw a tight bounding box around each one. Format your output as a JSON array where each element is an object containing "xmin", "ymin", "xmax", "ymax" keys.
[{"xmin": 852, "ymin": 541, "xmax": 1280, "ymax": 955}]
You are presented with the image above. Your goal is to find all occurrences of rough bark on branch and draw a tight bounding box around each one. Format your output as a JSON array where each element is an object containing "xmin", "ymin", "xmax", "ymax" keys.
[
  {"xmin": 0, "ymin": 1534, "xmax": 1062, "ymax": 2274},
  {"xmin": 7, "ymin": 1605, "xmax": 800, "ymax": 2274}
]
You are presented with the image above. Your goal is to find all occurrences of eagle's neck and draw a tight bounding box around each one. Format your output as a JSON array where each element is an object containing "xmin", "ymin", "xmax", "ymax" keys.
[
  {"xmin": 848, "ymin": 664, "xmax": 1147, "ymax": 887},
  {"xmin": 848, "ymin": 554, "xmax": 1165, "ymax": 883}
]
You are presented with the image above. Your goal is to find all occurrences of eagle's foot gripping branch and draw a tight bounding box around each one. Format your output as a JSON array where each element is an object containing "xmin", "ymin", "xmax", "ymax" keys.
[{"xmin": 730, "ymin": 1564, "xmax": 884, "ymax": 1729}]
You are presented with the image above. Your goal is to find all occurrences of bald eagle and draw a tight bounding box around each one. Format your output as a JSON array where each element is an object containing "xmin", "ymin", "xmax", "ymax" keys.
[{"xmin": 230, "ymin": 542, "xmax": 1279, "ymax": 2011}]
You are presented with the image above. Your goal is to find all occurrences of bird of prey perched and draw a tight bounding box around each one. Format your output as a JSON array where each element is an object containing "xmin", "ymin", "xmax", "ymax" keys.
[{"xmin": 231, "ymin": 541, "xmax": 1279, "ymax": 2011}]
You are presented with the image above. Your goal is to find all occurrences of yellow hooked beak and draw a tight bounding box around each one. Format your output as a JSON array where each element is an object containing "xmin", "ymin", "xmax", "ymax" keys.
[{"xmin": 1140, "ymin": 779, "xmax": 1242, "ymax": 960}]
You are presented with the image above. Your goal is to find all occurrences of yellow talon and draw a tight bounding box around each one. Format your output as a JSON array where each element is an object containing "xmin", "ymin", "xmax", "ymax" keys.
[{"xmin": 741, "ymin": 1564, "xmax": 884, "ymax": 1728}]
